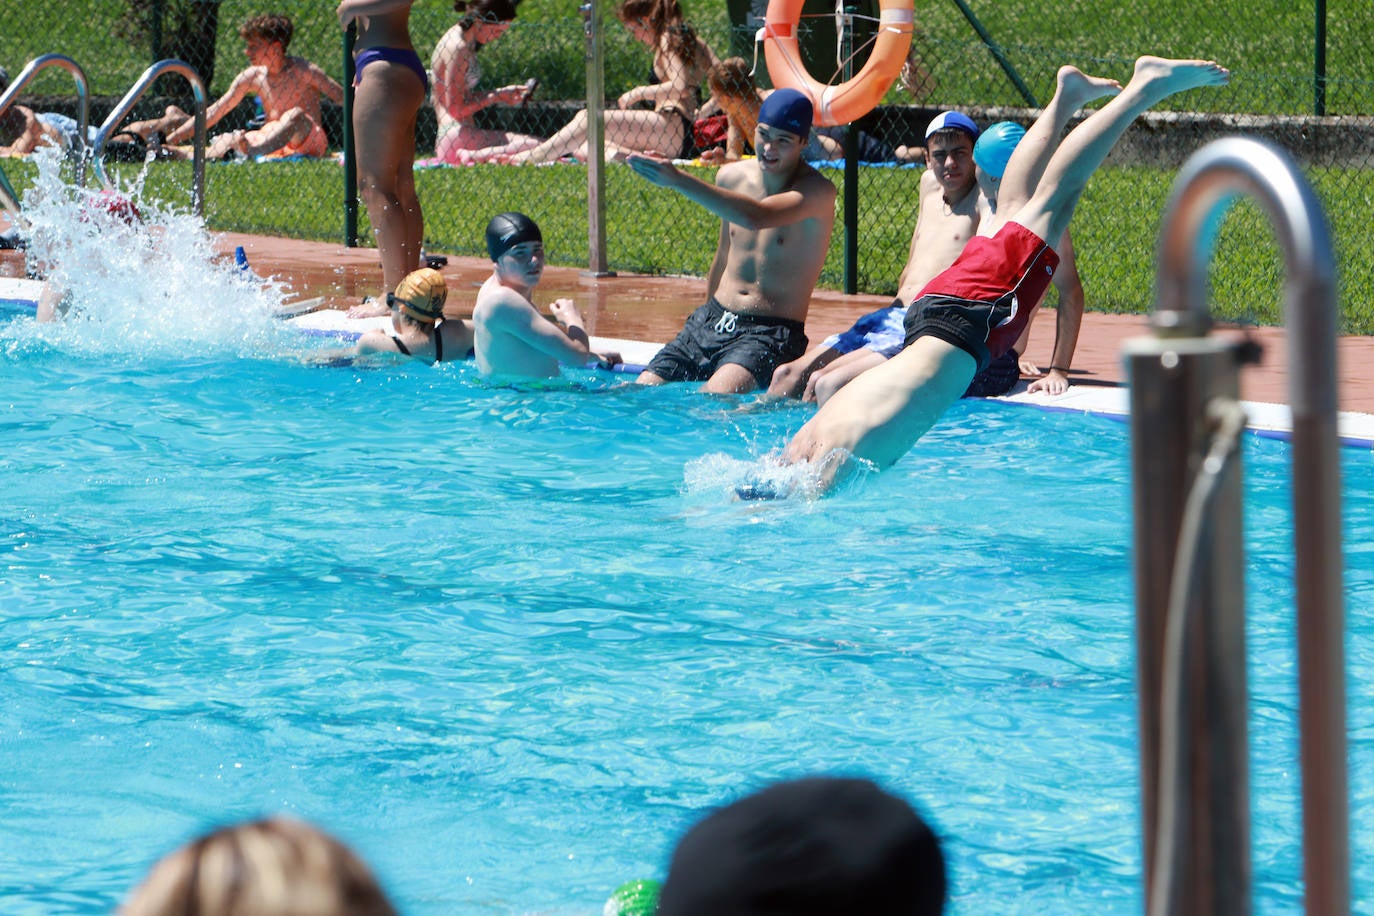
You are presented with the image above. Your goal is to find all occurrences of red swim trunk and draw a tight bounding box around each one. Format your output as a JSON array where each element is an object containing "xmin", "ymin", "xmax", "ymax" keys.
[{"xmin": 903, "ymin": 221, "xmax": 1059, "ymax": 370}]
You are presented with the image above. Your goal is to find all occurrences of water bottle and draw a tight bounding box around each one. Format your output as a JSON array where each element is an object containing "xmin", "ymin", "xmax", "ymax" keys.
[{"xmin": 234, "ymin": 245, "xmax": 250, "ymax": 273}]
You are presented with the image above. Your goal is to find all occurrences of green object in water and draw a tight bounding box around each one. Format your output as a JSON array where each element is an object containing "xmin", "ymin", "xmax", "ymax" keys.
[{"xmin": 603, "ymin": 878, "xmax": 661, "ymax": 916}]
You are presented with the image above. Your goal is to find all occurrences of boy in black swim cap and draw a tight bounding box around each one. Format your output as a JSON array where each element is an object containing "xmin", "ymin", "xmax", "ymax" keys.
[
  {"xmin": 624, "ymin": 88, "xmax": 837, "ymax": 394},
  {"xmin": 471, "ymin": 211, "xmax": 619, "ymax": 378},
  {"xmin": 658, "ymin": 776, "xmax": 947, "ymax": 916}
]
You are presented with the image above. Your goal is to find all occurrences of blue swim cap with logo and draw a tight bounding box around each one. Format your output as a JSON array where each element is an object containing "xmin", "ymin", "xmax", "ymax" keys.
[
  {"xmin": 973, "ymin": 121, "xmax": 1026, "ymax": 179},
  {"xmin": 485, "ymin": 211, "xmax": 542, "ymax": 261},
  {"xmin": 758, "ymin": 88, "xmax": 813, "ymax": 138}
]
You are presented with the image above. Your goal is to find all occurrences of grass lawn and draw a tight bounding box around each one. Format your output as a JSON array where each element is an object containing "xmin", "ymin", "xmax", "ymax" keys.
[{"xmin": 10, "ymin": 154, "xmax": 1361, "ymax": 333}]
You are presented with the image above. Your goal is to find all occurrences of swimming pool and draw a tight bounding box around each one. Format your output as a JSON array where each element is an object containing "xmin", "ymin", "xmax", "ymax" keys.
[
  {"xmin": 2, "ymin": 166, "xmax": 1371, "ymax": 912},
  {"xmin": 1, "ymin": 302, "xmax": 1371, "ymax": 912}
]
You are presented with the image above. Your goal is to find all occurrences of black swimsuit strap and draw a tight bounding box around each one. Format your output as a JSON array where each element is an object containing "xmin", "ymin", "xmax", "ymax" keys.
[
  {"xmin": 391, "ymin": 334, "xmax": 412, "ymax": 356},
  {"xmin": 433, "ymin": 327, "xmax": 443, "ymax": 363}
]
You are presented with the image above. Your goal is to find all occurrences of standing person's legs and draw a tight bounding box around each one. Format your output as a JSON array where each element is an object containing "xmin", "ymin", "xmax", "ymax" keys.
[
  {"xmin": 1013, "ymin": 57, "xmax": 1228, "ymax": 246},
  {"xmin": 394, "ymin": 100, "xmax": 424, "ymax": 281},
  {"xmin": 353, "ymin": 61, "xmax": 426, "ymax": 295}
]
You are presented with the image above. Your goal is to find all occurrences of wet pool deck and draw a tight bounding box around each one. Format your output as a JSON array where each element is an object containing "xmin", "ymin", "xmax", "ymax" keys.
[{"xmin": 9, "ymin": 228, "xmax": 1374, "ymax": 445}]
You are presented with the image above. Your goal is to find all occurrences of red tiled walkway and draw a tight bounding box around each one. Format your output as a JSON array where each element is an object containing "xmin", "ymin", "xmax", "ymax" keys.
[{"xmin": 220, "ymin": 231, "xmax": 1374, "ymax": 415}]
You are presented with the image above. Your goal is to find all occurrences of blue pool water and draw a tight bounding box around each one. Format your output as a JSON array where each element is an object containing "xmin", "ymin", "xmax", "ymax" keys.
[
  {"xmin": 2, "ymin": 164, "xmax": 1371, "ymax": 912},
  {"xmin": 1, "ymin": 318, "xmax": 1371, "ymax": 913}
]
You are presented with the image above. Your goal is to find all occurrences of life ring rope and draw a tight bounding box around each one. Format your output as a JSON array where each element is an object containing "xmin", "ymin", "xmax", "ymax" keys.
[{"xmin": 761, "ymin": 0, "xmax": 914, "ymax": 127}]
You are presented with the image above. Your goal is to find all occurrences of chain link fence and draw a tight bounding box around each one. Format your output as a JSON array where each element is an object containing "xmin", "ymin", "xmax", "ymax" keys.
[{"xmin": 1, "ymin": 1, "xmax": 1371, "ymax": 328}]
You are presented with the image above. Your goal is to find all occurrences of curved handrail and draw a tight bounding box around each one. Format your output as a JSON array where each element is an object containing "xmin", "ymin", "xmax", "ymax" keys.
[
  {"xmin": 0, "ymin": 53, "xmax": 91, "ymax": 210},
  {"xmin": 1152, "ymin": 136, "xmax": 1347, "ymax": 914},
  {"xmin": 92, "ymin": 59, "xmax": 207, "ymax": 215}
]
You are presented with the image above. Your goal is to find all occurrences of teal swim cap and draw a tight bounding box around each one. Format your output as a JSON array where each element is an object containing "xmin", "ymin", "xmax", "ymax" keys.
[
  {"xmin": 973, "ymin": 120, "xmax": 1025, "ymax": 179},
  {"xmin": 604, "ymin": 878, "xmax": 661, "ymax": 916}
]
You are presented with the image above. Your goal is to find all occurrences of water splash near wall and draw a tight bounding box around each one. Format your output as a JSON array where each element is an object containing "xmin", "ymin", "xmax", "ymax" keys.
[{"xmin": 13, "ymin": 148, "xmax": 296, "ymax": 358}]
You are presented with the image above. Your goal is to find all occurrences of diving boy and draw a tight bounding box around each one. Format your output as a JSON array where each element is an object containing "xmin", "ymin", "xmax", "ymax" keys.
[{"xmin": 783, "ymin": 57, "xmax": 1230, "ymax": 490}]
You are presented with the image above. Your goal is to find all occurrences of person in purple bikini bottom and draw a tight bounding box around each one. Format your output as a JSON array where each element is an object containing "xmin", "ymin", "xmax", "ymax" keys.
[{"xmin": 337, "ymin": 0, "xmax": 427, "ymax": 316}]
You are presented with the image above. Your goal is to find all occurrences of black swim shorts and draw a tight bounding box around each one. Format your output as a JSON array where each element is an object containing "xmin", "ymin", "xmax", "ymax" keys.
[
  {"xmin": 645, "ymin": 298, "xmax": 808, "ymax": 388},
  {"xmin": 903, "ymin": 291, "xmax": 1015, "ymax": 373}
]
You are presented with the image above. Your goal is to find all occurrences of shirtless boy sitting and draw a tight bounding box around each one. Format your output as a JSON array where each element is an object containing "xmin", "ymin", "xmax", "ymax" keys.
[
  {"xmin": 356, "ymin": 267, "xmax": 475, "ymax": 364},
  {"xmin": 472, "ymin": 212, "xmax": 619, "ymax": 378},
  {"xmin": 626, "ymin": 88, "xmax": 837, "ymax": 394},
  {"xmin": 127, "ymin": 14, "xmax": 342, "ymax": 161},
  {"xmin": 782, "ymin": 57, "xmax": 1230, "ymax": 492}
]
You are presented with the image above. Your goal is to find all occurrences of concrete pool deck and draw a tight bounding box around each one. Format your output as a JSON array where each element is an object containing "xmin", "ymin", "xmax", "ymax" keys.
[{"xmin": 7, "ymin": 228, "xmax": 1374, "ymax": 446}]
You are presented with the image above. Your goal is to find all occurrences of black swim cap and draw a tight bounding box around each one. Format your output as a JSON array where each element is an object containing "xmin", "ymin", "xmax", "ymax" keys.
[
  {"xmin": 658, "ymin": 776, "xmax": 946, "ymax": 916},
  {"xmin": 485, "ymin": 211, "xmax": 542, "ymax": 261},
  {"xmin": 758, "ymin": 88, "xmax": 813, "ymax": 138}
]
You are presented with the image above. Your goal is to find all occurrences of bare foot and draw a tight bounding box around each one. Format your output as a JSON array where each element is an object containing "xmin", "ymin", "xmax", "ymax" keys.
[
  {"xmin": 1130, "ymin": 56, "xmax": 1230, "ymax": 102},
  {"xmin": 1056, "ymin": 65, "xmax": 1123, "ymax": 110}
]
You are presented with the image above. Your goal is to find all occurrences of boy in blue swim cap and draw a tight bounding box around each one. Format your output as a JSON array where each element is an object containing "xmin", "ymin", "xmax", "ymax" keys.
[
  {"xmin": 625, "ymin": 88, "xmax": 837, "ymax": 394},
  {"xmin": 471, "ymin": 211, "xmax": 619, "ymax": 378},
  {"xmin": 785, "ymin": 56, "xmax": 1229, "ymax": 492}
]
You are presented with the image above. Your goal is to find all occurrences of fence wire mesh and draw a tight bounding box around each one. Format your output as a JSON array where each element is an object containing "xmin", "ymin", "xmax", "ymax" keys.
[{"xmin": 0, "ymin": 0, "xmax": 1370, "ymax": 329}]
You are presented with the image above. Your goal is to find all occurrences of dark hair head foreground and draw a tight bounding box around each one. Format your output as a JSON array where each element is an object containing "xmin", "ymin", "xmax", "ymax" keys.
[{"xmin": 658, "ymin": 776, "xmax": 947, "ymax": 916}]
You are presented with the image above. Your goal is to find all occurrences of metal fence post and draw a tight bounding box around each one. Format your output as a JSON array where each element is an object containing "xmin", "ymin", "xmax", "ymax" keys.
[
  {"xmin": 150, "ymin": 0, "xmax": 165, "ymax": 65},
  {"xmin": 1314, "ymin": 0, "xmax": 1327, "ymax": 116},
  {"xmin": 343, "ymin": 22, "xmax": 358, "ymax": 248},
  {"xmin": 948, "ymin": 0, "xmax": 1038, "ymax": 107},
  {"xmin": 842, "ymin": 5, "xmax": 858, "ymax": 294}
]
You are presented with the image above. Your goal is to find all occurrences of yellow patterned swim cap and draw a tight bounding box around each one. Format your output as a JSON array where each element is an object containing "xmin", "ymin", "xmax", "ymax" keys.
[{"xmin": 390, "ymin": 268, "xmax": 448, "ymax": 323}]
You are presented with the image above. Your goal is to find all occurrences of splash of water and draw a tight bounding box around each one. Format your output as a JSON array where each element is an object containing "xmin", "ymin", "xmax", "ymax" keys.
[
  {"xmin": 683, "ymin": 449, "xmax": 828, "ymax": 502},
  {"xmin": 13, "ymin": 147, "xmax": 295, "ymax": 357}
]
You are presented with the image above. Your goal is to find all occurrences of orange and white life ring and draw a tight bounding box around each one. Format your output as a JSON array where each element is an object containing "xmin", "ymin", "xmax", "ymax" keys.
[{"xmin": 762, "ymin": 0, "xmax": 913, "ymax": 127}]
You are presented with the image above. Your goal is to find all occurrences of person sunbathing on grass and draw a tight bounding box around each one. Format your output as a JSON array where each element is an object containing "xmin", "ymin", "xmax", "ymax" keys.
[
  {"xmin": 776, "ymin": 56, "xmax": 1230, "ymax": 495},
  {"xmin": 431, "ymin": 0, "xmax": 541, "ymax": 166},
  {"xmin": 124, "ymin": 14, "xmax": 342, "ymax": 161},
  {"xmin": 493, "ymin": 0, "xmax": 718, "ymax": 164}
]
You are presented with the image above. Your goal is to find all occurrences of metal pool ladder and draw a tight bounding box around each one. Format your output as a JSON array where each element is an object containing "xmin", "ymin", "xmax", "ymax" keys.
[
  {"xmin": 0, "ymin": 53, "xmax": 91, "ymax": 213},
  {"xmin": 1125, "ymin": 136, "xmax": 1347, "ymax": 914},
  {"xmin": 91, "ymin": 59, "xmax": 208, "ymax": 215}
]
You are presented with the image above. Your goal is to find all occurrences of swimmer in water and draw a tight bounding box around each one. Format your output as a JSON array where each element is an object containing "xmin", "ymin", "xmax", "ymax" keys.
[
  {"xmin": 471, "ymin": 211, "xmax": 619, "ymax": 378},
  {"xmin": 355, "ymin": 266, "xmax": 475, "ymax": 363}
]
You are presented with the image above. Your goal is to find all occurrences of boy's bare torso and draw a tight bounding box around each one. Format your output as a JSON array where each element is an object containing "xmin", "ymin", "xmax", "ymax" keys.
[{"xmin": 712, "ymin": 160, "xmax": 835, "ymax": 324}]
